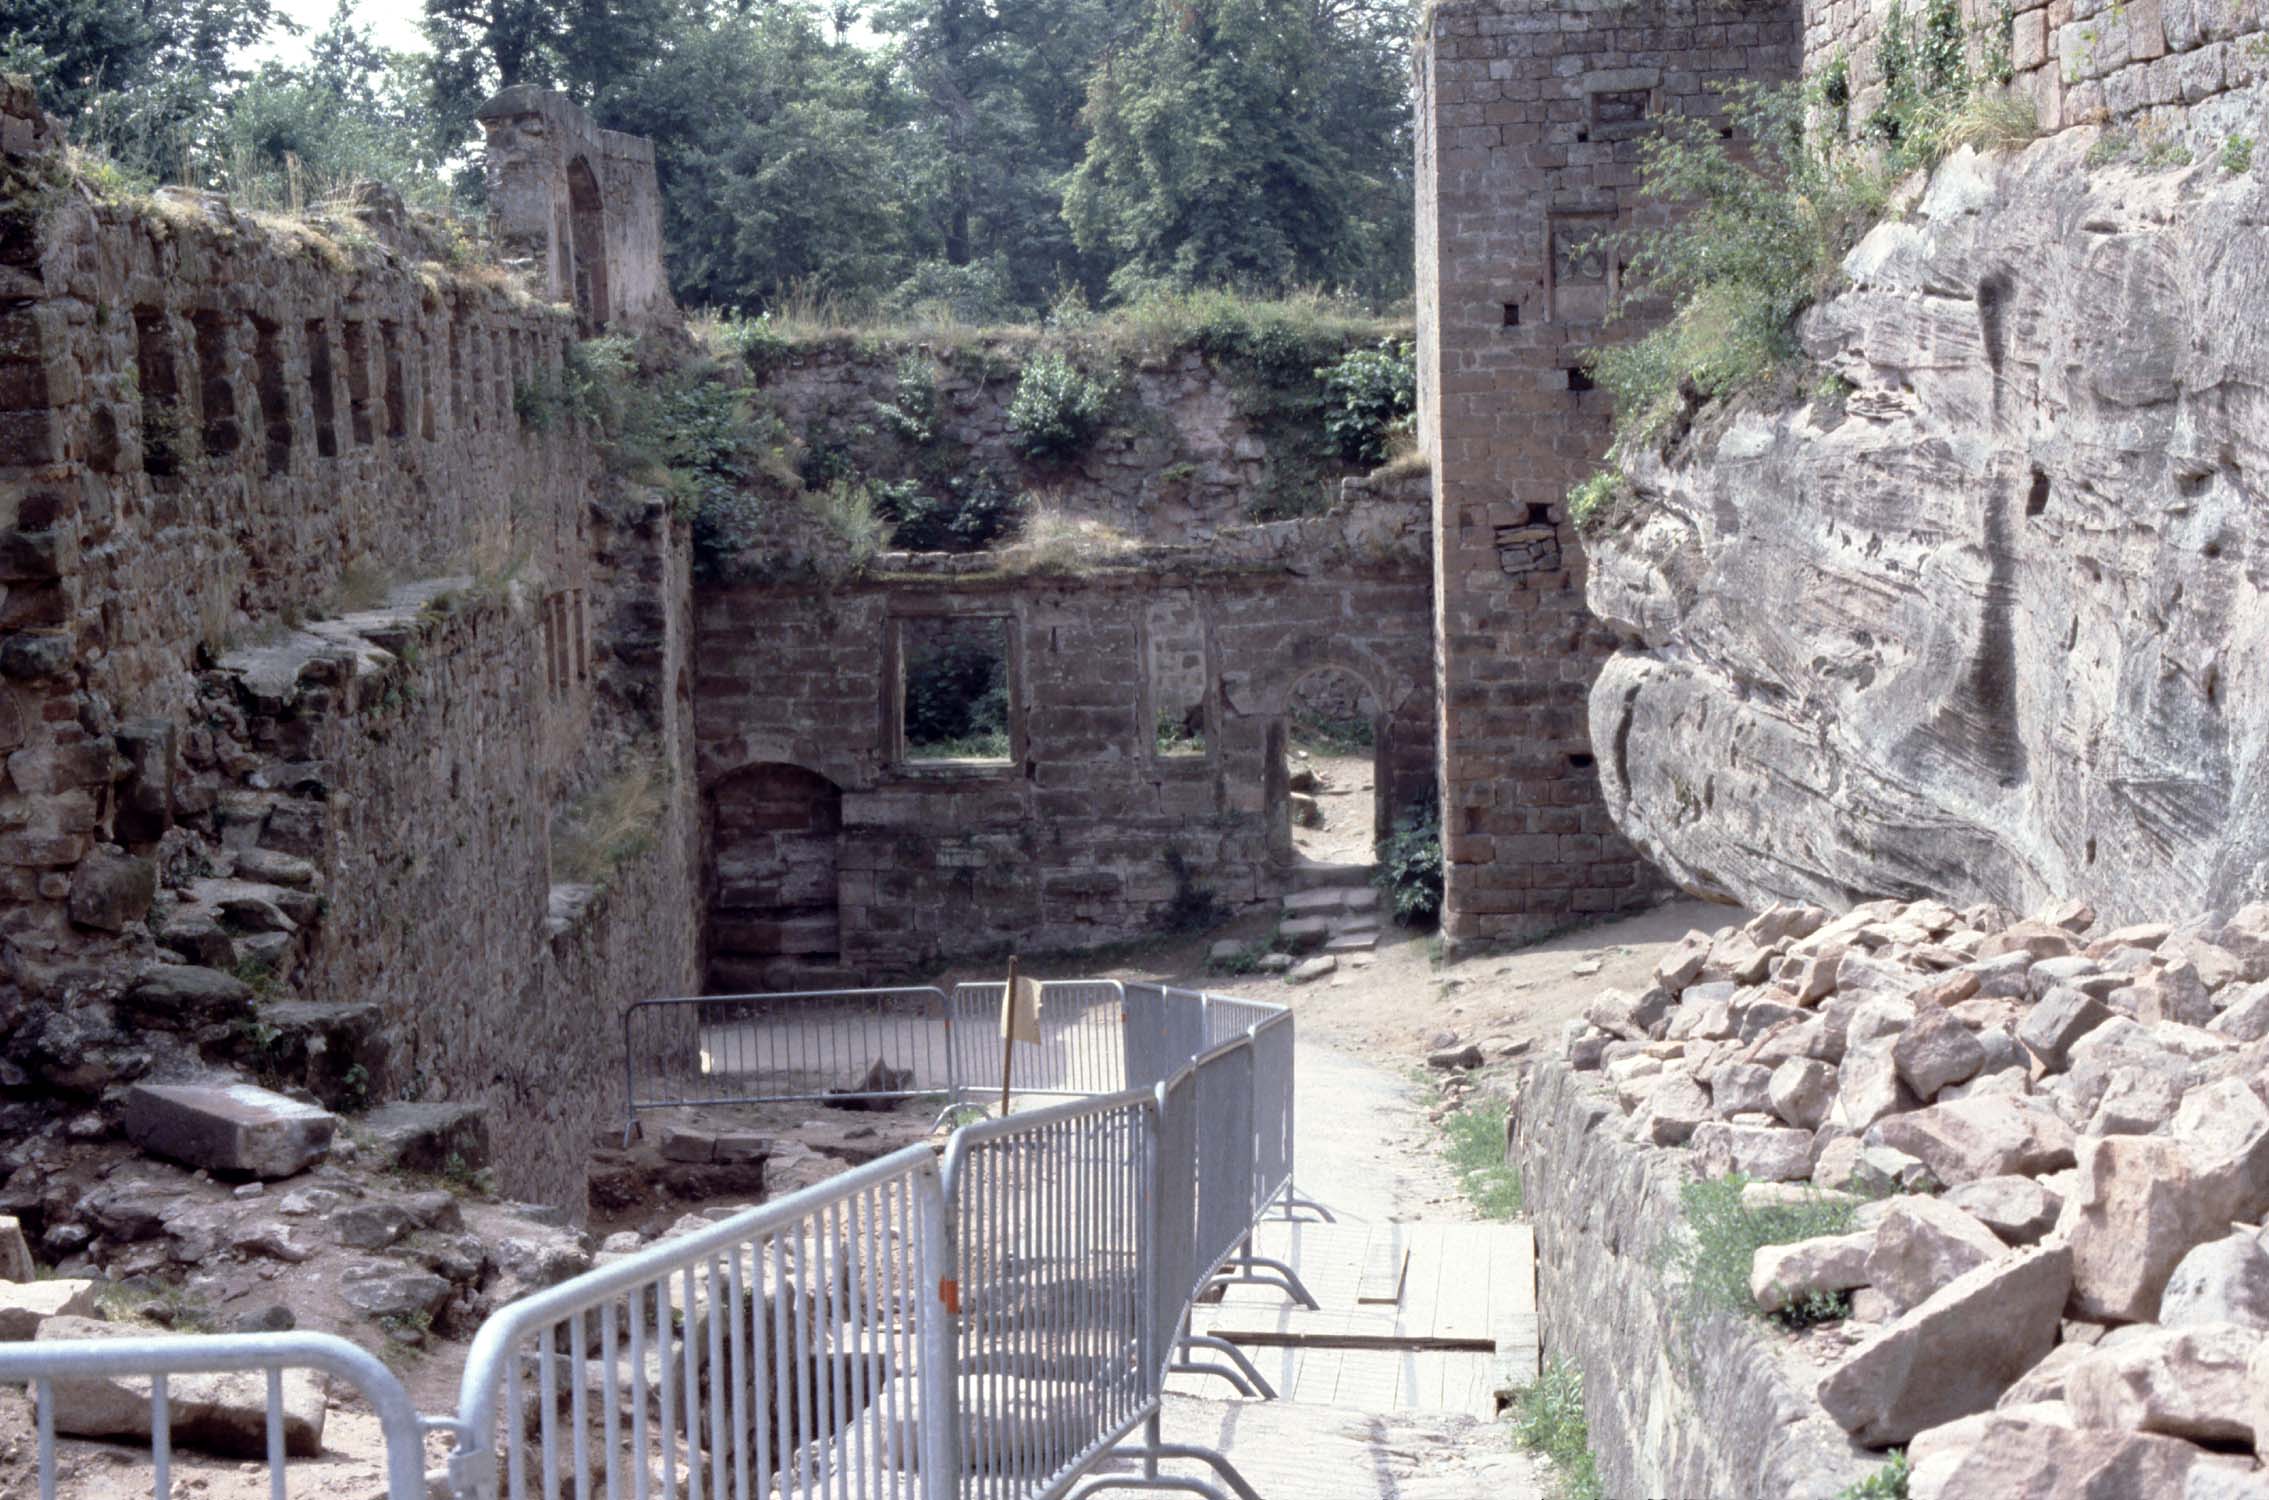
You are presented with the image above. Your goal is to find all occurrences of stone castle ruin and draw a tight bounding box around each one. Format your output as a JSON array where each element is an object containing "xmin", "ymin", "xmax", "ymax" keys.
[{"xmin": 4, "ymin": 0, "xmax": 2269, "ymax": 1487}]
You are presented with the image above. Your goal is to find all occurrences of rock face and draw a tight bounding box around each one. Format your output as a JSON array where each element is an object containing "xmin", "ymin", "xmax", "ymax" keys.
[{"xmin": 1584, "ymin": 132, "xmax": 2269, "ymax": 925}]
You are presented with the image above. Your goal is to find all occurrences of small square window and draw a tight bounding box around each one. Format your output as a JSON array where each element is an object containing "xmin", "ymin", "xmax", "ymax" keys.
[{"xmin": 899, "ymin": 616, "xmax": 1013, "ymax": 766}]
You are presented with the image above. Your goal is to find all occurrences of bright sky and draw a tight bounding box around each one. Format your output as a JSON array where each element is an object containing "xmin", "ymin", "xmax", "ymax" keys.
[
  {"xmin": 248, "ymin": 0, "xmax": 873, "ymax": 68},
  {"xmin": 251, "ymin": 0, "xmax": 431, "ymax": 66}
]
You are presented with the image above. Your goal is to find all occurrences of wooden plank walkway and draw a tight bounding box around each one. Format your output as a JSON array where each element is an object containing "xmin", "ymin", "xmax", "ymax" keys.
[{"xmin": 1167, "ymin": 1220, "xmax": 1539, "ymax": 1420}]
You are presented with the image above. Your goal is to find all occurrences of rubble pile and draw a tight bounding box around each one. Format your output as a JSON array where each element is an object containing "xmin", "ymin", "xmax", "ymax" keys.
[{"xmin": 1564, "ymin": 897, "xmax": 2269, "ymax": 1494}]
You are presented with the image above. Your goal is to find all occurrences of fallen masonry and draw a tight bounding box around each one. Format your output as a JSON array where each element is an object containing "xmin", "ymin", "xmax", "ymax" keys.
[{"xmin": 1539, "ymin": 895, "xmax": 2269, "ymax": 1495}]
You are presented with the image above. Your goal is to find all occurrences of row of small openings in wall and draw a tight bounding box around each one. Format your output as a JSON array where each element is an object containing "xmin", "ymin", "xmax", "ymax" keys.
[
  {"xmin": 542, "ymin": 588, "xmax": 589, "ymax": 698},
  {"xmin": 123, "ymin": 306, "xmax": 546, "ymax": 479}
]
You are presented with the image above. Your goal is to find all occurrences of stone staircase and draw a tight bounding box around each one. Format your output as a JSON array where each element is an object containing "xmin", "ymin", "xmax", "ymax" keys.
[{"xmin": 1278, "ymin": 864, "xmax": 1382, "ymax": 954}]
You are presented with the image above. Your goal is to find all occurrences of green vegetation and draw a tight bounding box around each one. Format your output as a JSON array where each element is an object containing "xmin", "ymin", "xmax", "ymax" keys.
[
  {"xmin": 2227, "ymin": 135, "xmax": 2258, "ymax": 175},
  {"xmin": 96, "ymin": 1278, "xmax": 219, "ymax": 1333},
  {"xmin": 551, "ymin": 753, "xmax": 665, "ymax": 887},
  {"xmin": 1565, "ymin": 471, "xmax": 1630, "ymax": 528},
  {"xmin": 1376, "ymin": 807, "xmax": 1444, "ymax": 927},
  {"xmin": 1838, "ymin": 1450, "xmax": 1912, "ymax": 1500},
  {"xmin": 9, "ymin": 1, "xmax": 1417, "ymax": 314},
  {"xmin": 1668, "ymin": 1174, "xmax": 1860, "ymax": 1332},
  {"xmin": 903, "ymin": 627, "xmax": 1011, "ymax": 761},
  {"xmin": 1441, "ymin": 1097, "xmax": 1523, "ymax": 1219},
  {"xmin": 1007, "ymin": 351, "xmax": 1113, "ymax": 463},
  {"xmin": 1209, "ymin": 935, "xmax": 1274, "ymax": 976},
  {"xmin": 1510, "ymin": 1360, "xmax": 1605, "ymax": 1500},
  {"xmin": 1317, "ymin": 339, "xmax": 1417, "ymax": 465},
  {"xmin": 1576, "ymin": 0, "xmax": 2039, "ymax": 529}
]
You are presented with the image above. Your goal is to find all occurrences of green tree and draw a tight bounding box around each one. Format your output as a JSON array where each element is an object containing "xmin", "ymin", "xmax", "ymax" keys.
[
  {"xmin": 1062, "ymin": 0, "xmax": 1412, "ymax": 300},
  {"xmin": 218, "ymin": 3, "xmax": 447, "ymax": 204},
  {"xmin": 2, "ymin": 0, "xmax": 288, "ymax": 172},
  {"xmin": 876, "ymin": 0, "xmax": 1121, "ymax": 309},
  {"xmin": 592, "ymin": 5, "xmax": 919, "ymax": 309},
  {"xmin": 420, "ymin": 0, "xmax": 673, "ymax": 175}
]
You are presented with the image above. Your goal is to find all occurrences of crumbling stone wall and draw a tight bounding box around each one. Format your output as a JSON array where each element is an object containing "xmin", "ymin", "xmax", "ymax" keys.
[
  {"xmin": 693, "ymin": 500, "xmax": 1436, "ymax": 986},
  {"xmin": 0, "ymin": 79, "xmax": 698, "ymax": 1212},
  {"xmin": 1414, "ymin": 0, "xmax": 1798, "ymax": 952},
  {"xmin": 478, "ymin": 87, "xmax": 674, "ymax": 334},
  {"xmin": 752, "ymin": 334, "xmax": 1395, "ymax": 542},
  {"xmin": 1807, "ymin": 0, "xmax": 2268, "ymax": 142}
]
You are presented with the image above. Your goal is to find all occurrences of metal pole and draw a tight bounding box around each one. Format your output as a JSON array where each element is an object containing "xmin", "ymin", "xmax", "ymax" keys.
[{"xmin": 999, "ymin": 956, "xmax": 1019, "ymax": 1116}]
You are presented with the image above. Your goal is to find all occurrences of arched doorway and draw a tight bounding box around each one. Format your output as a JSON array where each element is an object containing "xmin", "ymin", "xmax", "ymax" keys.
[
  {"xmin": 1275, "ymin": 666, "xmax": 1387, "ymax": 869},
  {"xmin": 706, "ymin": 763, "xmax": 842, "ymax": 992},
  {"xmin": 565, "ymin": 156, "xmax": 611, "ymax": 333}
]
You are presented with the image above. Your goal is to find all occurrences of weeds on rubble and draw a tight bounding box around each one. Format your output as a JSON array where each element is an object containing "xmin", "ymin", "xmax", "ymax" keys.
[
  {"xmin": 997, "ymin": 501, "xmax": 1142, "ymax": 575},
  {"xmin": 97, "ymin": 1279, "xmax": 220, "ymax": 1333},
  {"xmin": 1441, "ymin": 1097, "xmax": 1523, "ymax": 1219},
  {"xmin": 1376, "ymin": 808, "xmax": 1444, "ymax": 927},
  {"xmin": 1585, "ymin": 0, "xmax": 2037, "ymax": 503},
  {"xmin": 1837, "ymin": 1450, "xmax": 1911, "ymax": 1500},
  {"xmin": 438, "ymin": 1152, "xmax": 496, "ymax": 1197},
  {"xmin": 1367, "ymin": 434, "xmax": 1429, "ymax": 484},
  {"xmin": 1209, "ymin": 935, "xmax": 1274, "ymax": 976},
  {"xmin": 1668, "ymin": 1173, "xmax": 1860, "ymax": 1333},
  {"xmin": 2228, "ymin": 135, "xmax": 2259, "ymax": 174},
  {"xmin": 552, "ymin": 754, "xmax": 666, "ymax": 887},
  {"xmin": 376, "ymin": 1309, "xmax": 434, "ymax": 1368},
  {"xmin": 1565, "ymin": 470, "xmax": 1631, "ymax": 528},
  {"xmin": 1509, "ymin": 1359, "xmax": 1605, "ymax": 1500}
]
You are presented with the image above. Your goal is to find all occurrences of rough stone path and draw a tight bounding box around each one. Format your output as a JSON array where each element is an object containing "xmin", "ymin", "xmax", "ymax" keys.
[{"xmin": 1132, "ymin": 1030, "xmax": 1547, "ymax": 1498}]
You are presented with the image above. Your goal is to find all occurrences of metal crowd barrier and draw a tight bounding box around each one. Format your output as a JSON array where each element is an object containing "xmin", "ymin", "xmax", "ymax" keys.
[
  {"xmin": 6, "ymin": 980, "xmax": 1318, "ymax": 1500},
  {"xmin": 0, "ymin": 1330, "xmax": 430, "ymax": 1500}
]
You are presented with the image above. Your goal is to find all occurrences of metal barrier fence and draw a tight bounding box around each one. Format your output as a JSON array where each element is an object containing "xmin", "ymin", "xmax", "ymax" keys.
[
  {"xmin": 0, "ymin": 1330, "xmax": 430, "ymax": 1500},
  {"xmin": 8, "ymin": 980, "xmax": 1310, "ymax": 1500},
  {"xmin": 624, "ymin": 988, "xmax": 957, "ymax": 1129}
]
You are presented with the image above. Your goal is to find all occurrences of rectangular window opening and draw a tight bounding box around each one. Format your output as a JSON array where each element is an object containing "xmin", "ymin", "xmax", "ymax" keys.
[
  {"xmin": 1502, "ymin": 301, "xmax": 1521, "ymax": 327},
  {"xmin": 378, "ymin": 320, "xmax": 408, "ymax": 440},
  {"xmin": 900, "ymin": 616, "xmax": 1013, "ymax": 766},
  {"xmin": 305, "ymin": 319, "xmax": 339, "ymax": 458},
  {"xmin": 341, "ymin": 319, "xmax": 375, "ymax": 446},
  {"xmin": 1147, "ymin": 595, "xmax": 1209, "ymax": 760},
  {"xmin": 252, "ymin": 316, "xmax": 292, "ymax": 476},
  {"xmin": 190, "ymin": 310, "xmax": 240, "ymax": 460},
  {"xmin": 133, "ymin": 308, "xmax": 186, "ymax": 476}
]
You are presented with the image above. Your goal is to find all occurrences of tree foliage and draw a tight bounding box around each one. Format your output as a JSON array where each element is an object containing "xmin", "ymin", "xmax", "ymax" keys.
[{"xmin": 14, "ymin": 0, "xmax": 1419, "ymax": 316}]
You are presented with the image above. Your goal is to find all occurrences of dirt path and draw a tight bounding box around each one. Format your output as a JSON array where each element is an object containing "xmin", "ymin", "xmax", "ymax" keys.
[{"xmin": 1291, "ymin": 748, "xmax": 1378, "ymax": 867}]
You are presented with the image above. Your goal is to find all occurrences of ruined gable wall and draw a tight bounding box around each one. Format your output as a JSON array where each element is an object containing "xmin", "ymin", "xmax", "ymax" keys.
[
  {"xmin": 0, "ymin": 82, "xmax": 698, "ymax": 1212},
  {"xmin": 693, "ymin": 502, "xmax": 1437, "ymax": 984},
  {"xmin": 1416, "ymin": 0, "xmax": 1800, "ymax": 952},
  {"xmin": 478, "ymin": 87, "xmax": 675, "ymax": 333}
]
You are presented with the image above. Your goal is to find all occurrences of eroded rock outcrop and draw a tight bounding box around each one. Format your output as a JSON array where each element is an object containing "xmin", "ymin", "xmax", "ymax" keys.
[{"xmin": 1585, "ymin": 129, "xmax": 2269, "ymax": 924}]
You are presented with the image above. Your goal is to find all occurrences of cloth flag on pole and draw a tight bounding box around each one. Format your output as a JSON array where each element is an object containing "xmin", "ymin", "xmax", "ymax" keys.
[{"xmin": 1003, "ymin": 972, "xmax": 1042, "ymax": 1043}]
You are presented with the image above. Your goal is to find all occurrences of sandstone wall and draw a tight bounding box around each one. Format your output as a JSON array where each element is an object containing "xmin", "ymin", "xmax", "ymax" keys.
[
  {"xmin": 693, "ymin": 507, "xmax": 1437, "ymax": 986},
  {"xmin": 0, "ymin": 81, "xmax": 699, "ymax": 1213},
  {"xmin": 1586, "ymin": 132, "xmax": 2269, "ymax": 923},
  {"xmin": 751, "ymin": 336, "xmax": 1390, "ymax": 542},
  {"xmin": 1806, "ymin": 0, "xmax": 2269, "ymax": 144},
  {"xmin": 1511, "ymin": 1060, "xmax": 1875, "ymax": 1498},
  {"xmin": 1416, "ymin": 0, "xmax": 1798, "ymax": 951}
]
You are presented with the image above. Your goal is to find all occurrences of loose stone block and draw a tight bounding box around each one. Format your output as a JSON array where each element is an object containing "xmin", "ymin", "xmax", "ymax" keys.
[{"xmin": 123, "ymin": 1081, "xmax": 336, "ymax": 1179}]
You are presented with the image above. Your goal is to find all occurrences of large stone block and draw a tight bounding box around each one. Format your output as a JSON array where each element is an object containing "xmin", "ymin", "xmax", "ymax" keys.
[
  {"xmin": 123, "ymin": 1081, "xmax": 335, "ymax": 1180},
  {"xmin": 1817, "ymin": 1243, "xmax": 2071, "ymax": 1446},
  {"xmin": 33, "ymin": 1315, "xmax": 326, "ymax": 1456}
]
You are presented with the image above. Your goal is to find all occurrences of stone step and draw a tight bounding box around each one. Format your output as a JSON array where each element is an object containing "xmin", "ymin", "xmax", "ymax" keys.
[
  {"xmin": 1324, "ymin": 931, "xmax": 1378, "ymax": 954},
  {"xmin": 1278, "ymin": 916, "xmax": 1336, "ymax": 952},
  {"xmin": 1283, "ymin": 887, "xmax": 1356, "ymax": 917},
  {"xmin": 1288, "ymin": 861, "xmax": 1376, "ymax": 893}
]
